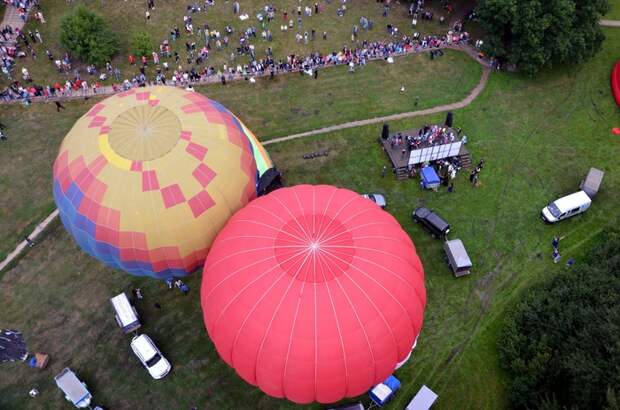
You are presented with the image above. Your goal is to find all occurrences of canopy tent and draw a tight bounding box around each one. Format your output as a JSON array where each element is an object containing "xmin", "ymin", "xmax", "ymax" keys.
[{"xmin": 420, "ymin": 166, "xmax": 440, "ymax": 190}]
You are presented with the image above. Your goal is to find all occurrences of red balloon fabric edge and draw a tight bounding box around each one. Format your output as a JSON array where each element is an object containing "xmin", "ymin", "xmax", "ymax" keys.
[{"xmin": 201, "ymin": 184, "xmax": 426, "ymax": 404}]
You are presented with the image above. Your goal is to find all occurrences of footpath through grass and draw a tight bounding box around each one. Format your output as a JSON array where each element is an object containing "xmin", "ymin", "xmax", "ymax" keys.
[
  {"xmin": 0, "ymin": 27, "xmax": 619, "ymax": 410},
  {"xmin": 199, "ymin": 49, "xmax": 482, "ymax": 138},
  {"xmin": 0, "ymin": 49, "xmax": 480, "ymax": 261}
]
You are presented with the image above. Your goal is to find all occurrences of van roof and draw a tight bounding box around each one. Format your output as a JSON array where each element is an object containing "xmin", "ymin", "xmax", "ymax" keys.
[
  {"xmin": 444, "ymin": 239, "xmax": 472, "ymax": 268},
  {"xmin": 554, "ymin": 191, "xmax": 591, "ymax": 212},
  {"xmin": 110, "ymin": 292, "xmax": 138, "ymax": 324}
]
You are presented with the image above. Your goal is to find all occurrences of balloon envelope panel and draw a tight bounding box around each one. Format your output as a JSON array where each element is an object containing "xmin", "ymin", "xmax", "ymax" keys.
[
  {"xmin": 201, "ymin": 185, "xmax": 426, "ymax": 403},
  {"xmin": 53, "ymin": 86, "xmax": 272, "ymax": 279}
]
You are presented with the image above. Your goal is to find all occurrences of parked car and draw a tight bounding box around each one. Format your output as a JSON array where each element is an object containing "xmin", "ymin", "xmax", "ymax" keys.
[
  {"xmin": 541, "ymin": 190, "xmax": 591, "ymax": 224},
  {"xmin": 362, "ymin": 193, "xmax": 387, "ymax": 209},
  {"xmin": 412, "ymin": 207, "xmax": 450, "ymax": 238},
  {"xmin": 130, "ymin": 334, "xmax": 171, "ymax": 379}
]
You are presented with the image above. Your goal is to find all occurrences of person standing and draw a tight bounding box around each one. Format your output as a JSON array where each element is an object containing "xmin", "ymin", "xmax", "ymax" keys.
[
  {"xmin": 313, "ymin": 68, "xmax": 318, "ymax": 79},
  {"xmin": 381, "ymin": 165, "xmax": 387, "ymax": 178},
  {"xmin": 552, "ymin": 235, "xmax": 560, "ymax": 250}
]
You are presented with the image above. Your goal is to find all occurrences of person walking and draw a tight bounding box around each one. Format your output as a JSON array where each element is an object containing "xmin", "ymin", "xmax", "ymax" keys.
[
  {"xmin": 55, "ymin": 101, "xmax": 65, "ymax": 112},
  {"xmin": 0, "ymin": 130, "xmax": 7, "ymax": 142},
  {"xmin": 381, "ymin": 165, "xmax": 387, "ymax": 177},
  {"xmin": 313, "ymin": 69, "xmax": 318, "ymax": 79}
]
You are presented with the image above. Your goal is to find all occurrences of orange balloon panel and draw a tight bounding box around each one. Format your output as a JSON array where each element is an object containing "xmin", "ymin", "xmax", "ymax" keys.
[{"xmin": 53, "ymin": 86, "xmax": 269, "ymax": 279}]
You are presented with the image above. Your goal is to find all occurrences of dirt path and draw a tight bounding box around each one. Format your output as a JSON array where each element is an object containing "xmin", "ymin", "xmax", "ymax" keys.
[
  {"xmin": 0, "ymin": 3, "xmax": 29, "ymax": 44},
  {"xmin": 601, "ymin": 19, "xmax": 620, "ymax": 27},
  {"xmin": 0, "ymin": 43, "xmax": 487, "ymax": 104},
  {"xmin": 264, "ymin": 65, "xmax": 491, "ymax": 146},
  {"xmin": 0, "ymin": 209, "xmax": 58, "ymax": 272}
]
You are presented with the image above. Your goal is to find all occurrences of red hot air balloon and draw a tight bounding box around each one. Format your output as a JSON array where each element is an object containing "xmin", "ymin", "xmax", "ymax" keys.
[{"xmin": 201, "ymin": 185, "xmax": 426, "ymax": 403}]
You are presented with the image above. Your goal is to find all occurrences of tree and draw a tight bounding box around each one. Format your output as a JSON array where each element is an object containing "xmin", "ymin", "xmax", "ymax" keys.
[
  {"xmin": 60, "ymin": 6, "xmax": 119, "ymax": 67},
  {"xmin": 499, "ymin": 229, "xmax": 620, "ymax": 409},
  {"xmin": 477, "ymin": 0, "xmax": 610, "ymax": 75},
  {"xmin": 130, "ymin": 31, "xmax": 153, "ymax": 59}
]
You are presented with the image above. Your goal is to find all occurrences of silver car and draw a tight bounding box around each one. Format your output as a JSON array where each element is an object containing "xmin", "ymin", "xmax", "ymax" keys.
[{"xmin": 362, "ymin": 193, "xmax": 387, "ymax": 209}]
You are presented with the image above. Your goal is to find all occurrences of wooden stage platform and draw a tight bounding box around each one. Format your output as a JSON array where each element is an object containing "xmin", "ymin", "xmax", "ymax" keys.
[{"xmin": 381, "ymin": 127, "xmax": 471, "ymax": 180}]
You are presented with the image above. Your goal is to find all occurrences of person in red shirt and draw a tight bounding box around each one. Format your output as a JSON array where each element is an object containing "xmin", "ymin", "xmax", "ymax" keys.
[{"xmin": 128, "ymin": 55, "xmax": 136, "ymax": 65}]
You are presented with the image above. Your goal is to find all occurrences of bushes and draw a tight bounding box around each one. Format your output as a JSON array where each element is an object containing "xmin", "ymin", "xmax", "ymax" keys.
[
  {"xmin": 60, "ymin": 6, "xmax": 119, "ymax": 66},
  {"xmin": 130, "ymin": 31, "xmax": 153, "ymax": 58},
  {"xmin": 499, "ymin": 230, "xmax": 620, "ymax": 409}
]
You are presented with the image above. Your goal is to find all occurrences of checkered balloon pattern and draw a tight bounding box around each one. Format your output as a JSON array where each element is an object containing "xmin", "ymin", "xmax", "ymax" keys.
[{"xmin": 53, "ymin": 86, "xmax": 272, "ymax": 279}]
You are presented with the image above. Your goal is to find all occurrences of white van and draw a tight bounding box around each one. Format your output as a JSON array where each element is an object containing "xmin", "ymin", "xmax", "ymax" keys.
[
  {"xmin": 110, "ymin": 292, "xmax": 141, "ymax": 334},
  {"xmin": 541, "ymin": 191, "xmax": 591, "ymax": 223}
]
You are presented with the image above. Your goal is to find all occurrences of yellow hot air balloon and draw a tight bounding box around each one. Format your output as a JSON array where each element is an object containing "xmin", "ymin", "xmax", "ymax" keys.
[{"xmin": 53, "ymin": 86, "xmax": 273, "ymax": 279}]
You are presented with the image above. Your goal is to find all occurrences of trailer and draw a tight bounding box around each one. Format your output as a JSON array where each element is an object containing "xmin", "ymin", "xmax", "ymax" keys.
[
  {"xmin": 443, "ymin": 239, "xmax": 472, "ymax": 277},
  {"xmin": 54, "ymin": 368, "xmax": 92, "ymax": 408}
]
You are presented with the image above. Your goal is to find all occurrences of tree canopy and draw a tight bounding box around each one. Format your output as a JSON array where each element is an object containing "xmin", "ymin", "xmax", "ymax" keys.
[
  {"xmin": 477, "ymin": 0, "xmax": 610, "ymax": 75},
  {"xmin": 60, "ymin": 6, "xmax": 119, "ymax": 67},
  {"xmin": 499, "ymin": 229, "xmax": 620, "ymax": 409},
  {"xmin": 130, "ymin": 31, "xmax": 154, "ymax": 58}
]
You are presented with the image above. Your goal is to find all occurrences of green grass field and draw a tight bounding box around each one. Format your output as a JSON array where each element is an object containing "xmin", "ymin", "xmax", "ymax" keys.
[
  {"xmin": 198, "ymin": 49, "xmax": 482, "ymax": 138},
  {"xmin": 607, "ymin": 0, "xmax": 620, "ymax": 19},
  {"xmin": 1, "ymin": 16, "xmax": 620, "ymax": 410},
  {"xmin": 3, "ymin": 0, "xmax": 475, "ymax": 88}
]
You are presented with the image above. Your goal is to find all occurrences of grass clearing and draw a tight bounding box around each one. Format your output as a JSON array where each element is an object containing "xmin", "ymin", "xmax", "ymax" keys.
[
  {"xmin": 1, "ymin": 19, "xmax": 620, "ymax": 410},
  {"xmin": 198, "ymin": 49, "xmax": 482, "ymax": 138}
]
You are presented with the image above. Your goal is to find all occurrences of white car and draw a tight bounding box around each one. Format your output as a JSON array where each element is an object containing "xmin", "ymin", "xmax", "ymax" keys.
[
  {"xmin": 130, "ymin": 334, "xmax": 171, "ymax": 379},
  {"xmin": 362, "ymin": 193, "xmax": 387, "ymax": 209}
]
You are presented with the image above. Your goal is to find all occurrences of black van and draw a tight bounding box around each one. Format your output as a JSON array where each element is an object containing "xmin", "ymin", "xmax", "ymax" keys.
[{"xmin": 412, "ymin": 207, "xmax": 450, "ymax": 238}]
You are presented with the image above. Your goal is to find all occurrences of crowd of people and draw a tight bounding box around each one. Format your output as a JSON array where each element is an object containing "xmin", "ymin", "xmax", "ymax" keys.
[
  {"xmin": 391, "ymin": 124, "xmax": 463, "ymax": 153},
  {"xmin": 0, "ymin": 0, "xmax": 473, "ymax": 103}
]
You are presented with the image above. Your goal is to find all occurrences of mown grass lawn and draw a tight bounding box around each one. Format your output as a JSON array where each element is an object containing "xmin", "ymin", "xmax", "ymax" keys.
[
  {"xmin": 199, "ymin": 49, "xmax": 482, "ymax": 138},
  {"xmin": 3, "ymin": 0, "xmax": 475, "ymax": 88},
  {"xmin": 0, "ymin": 49, "xmax": 480, "ymax": 261},
  {"xmin": 1, "ymin": 26, "xmax": 619, "ymax": 410},
  {"xmin": 606, "ymin": 0, "xmax": 620, "ymax": 19}
]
